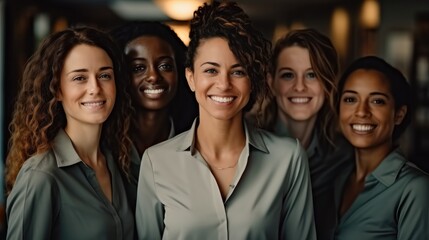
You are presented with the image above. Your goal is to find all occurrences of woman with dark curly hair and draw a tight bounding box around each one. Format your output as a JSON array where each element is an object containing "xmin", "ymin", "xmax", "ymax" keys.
[
  {"xmin": 6, "ymin": 26, "xmax": 134, "ymax": 239},
  {"xmin": 335, "ymin": 56, "xmax": 429, "ymax": 240},
  {"xmin": 253, "ymin": 29, "xmax": 353, "ymax": 239},
  {"xmin": 110, "ymin": 21, "xmax": 198, "ymax": 210},
  {"xmin": 135, "ymin": 1, "xmax": 315, "ymax": 239}
]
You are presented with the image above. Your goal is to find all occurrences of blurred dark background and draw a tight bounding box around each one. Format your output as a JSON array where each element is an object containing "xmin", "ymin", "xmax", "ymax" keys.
[{"xmin": 1, "ymin": 0, "xmax": 429, "ymax": 236}]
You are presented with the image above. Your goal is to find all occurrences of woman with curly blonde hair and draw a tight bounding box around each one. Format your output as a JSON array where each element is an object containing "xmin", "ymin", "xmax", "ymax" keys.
[
  {"xmin": 135, "ymin": 1, "xmax": 315, "ymax": 239},
  {"xmin": 6, "ymin": 26, "xmax": 134, "ymax": 239}
]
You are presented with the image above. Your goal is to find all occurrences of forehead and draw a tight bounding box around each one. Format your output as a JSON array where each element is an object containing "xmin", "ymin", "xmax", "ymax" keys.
[
  {"xmin": 194, "ymin": 37, "xmax": 239, "ymax": 64},
  {"xmin": 344, "ymin": 69, "xmax": 391, "ymax": 94},
  {"xmin": 125, "ymin": 36, "xmax": 174, "ymax": 56},
  {"xmin": 62, "ymin": 44, "xmax": 113, "ymax": 71},
  {"xmin": 277, "ymin": 46, "xmax": 311, "ymax": 67}
]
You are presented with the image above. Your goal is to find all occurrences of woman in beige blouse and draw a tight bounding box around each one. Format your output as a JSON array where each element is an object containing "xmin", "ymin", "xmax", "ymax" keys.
[{"xmin": 135, "ymin": 1, "xmax": 316, "ymax": 239}]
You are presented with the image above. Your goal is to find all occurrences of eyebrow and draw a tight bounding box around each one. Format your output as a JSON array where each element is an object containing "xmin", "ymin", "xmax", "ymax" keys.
[
  {"xmin": 342, "ymin": 90, "xmax": 390, "ymax": 98},
  {"xmin": 200, "ymin": 62, "xmax": 242, "ymax": 68},
  {"xmin": 66, "ymin": 66, "xmax": 113, "ymax": 75},
  {"xmin": 132, "ymin": 56, "xmax": 174, "ymax": 61}
]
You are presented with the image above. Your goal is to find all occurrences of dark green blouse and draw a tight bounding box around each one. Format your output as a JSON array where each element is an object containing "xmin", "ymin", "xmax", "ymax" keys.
[
  {"xmin": 6, "ymin": 129, "xmax": 134, "ymax": 240},
  {"xmin": 334, "ymin": 149, "xmax": 429, "ymax": 240}
]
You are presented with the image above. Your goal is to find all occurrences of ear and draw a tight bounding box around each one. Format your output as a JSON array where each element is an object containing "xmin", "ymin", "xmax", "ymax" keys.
[
  {"xmin": 394, "ymin": 105, "xmax": 407, "ymax": 125},
  {"xmin": 185, "ymin": 68, "xmax": 195, "ymax": 92},
  {"xmin": 267, "ymin": 73, "xmax": 276, "ymax": 96}
]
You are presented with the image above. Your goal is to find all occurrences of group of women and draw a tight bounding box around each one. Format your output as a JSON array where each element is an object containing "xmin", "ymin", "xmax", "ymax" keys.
[{"xmin": 4, "ymin": 1, "xmax": 429, "ymax": 239}]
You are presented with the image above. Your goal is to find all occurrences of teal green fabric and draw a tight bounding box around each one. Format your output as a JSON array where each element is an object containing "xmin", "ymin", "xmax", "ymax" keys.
[
  {"xmin": 136, "ymin": 119, "xmax": 316, "ymax": 240},
  {"xmin": 334, "ymin": 149, "xmax": 429, "ymax": 240},
  {"xmin": 273, "ymin": 119, "xmax": 354, "ymax": 240},
  {"xmin": 6, "ymin": 129, "xmax": 134, "ymax": 240}
]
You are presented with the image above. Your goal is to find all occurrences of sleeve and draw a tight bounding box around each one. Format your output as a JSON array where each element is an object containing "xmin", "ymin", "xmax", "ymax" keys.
[
  {"xmin": 135, "ymin": 149, "xmax": 165, "ymax": 240},
  {"xmin": 6, "ymin": 169, "xmax": 59, "ymax": 240},
  {"xmin": 280, "ymin": 141, "xmax": 316, "ymax": 240},
  {"xmin": 397, "ymin": 174, "xmax": 429, "ymax": 240}
]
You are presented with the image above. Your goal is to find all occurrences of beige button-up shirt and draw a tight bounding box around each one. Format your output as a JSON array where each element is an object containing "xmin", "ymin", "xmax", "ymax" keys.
[{"xmin": 136, "ymin": 119, "xmax": 316, "ymax": 240}]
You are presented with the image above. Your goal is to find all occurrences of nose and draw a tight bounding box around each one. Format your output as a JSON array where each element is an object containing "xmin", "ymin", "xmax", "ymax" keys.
[
  {"xmin": 88, "ymin": 76, "xmax": 101, "ymax": 95},
  {"xmin": 293, "ymin": 77, "xmax": 307, "ymax": 92},
  {"xmin": 216, "ymin": 73, "xmax": 232, "ymax": 91},
  {"xmin": 355, "ymin": 101, "xmax": 371, "ymax": 118},
  {"xmin": 145, "ymin": 66, "xmax": 160, "ymax": 84}
]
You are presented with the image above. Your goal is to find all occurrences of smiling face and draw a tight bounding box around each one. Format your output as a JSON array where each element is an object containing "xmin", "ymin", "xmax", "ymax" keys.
[
  {"xmin": 186, "ymin": 37, "xmax": 251, "ymax": 122},
  {"xmin": 125, "ymin": 36, "xmax": 178, "ymax": 111},
  {"xmin": 270, "ymin": 45, "xmax": 325, "ymax": 124},
  {"xmin": 58, "ymin": 44, "xmax": 116, "ymax": 127},
  {"xmin": 339, "ymin": 69, "xmax": 407, "ymax": 152}
]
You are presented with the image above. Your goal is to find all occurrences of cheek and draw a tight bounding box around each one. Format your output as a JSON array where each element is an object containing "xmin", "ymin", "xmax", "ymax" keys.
[
  {"xmin": 132, "ymin": 76, "xmax": 140, "ymax": 88},
  {"xmin": 275, "ymin": 81, "xmax": 293, "ymax": 95},
  {"xmin": 339, "ymin": 106, "xmax": 351, "ymax": 125}
]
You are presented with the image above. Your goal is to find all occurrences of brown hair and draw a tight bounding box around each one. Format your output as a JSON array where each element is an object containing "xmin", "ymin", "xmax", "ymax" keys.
[
  {"xmin": 261, "ymin": 28, "xmax": 339, "ymax": 146},
  {"xmin": 6, "ymin": 26, "xmax": 133, "ymax": 192},
  {"xmin": 186, "ymin": 0, "xmax": 272, "ymax": 112}
]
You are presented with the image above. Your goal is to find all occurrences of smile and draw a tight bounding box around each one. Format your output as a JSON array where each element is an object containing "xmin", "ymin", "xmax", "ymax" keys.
[
  {"xmin": 144, "ymin": 88, "xmax": 165, "ymax": 94},
  {"xmin": 210, "ymin": 96, "xmax": 234, "ymax": 103},
  {"xmin": 289, "ymin": 97, "xmax": 311, "ymax": 103},
  {"xmin": 81, "ymin": 101, "xmax": 105, "ymax": 107},
  {"xmin": 352, "ymin": 124, "xmax": 376, "ymax": 132}
]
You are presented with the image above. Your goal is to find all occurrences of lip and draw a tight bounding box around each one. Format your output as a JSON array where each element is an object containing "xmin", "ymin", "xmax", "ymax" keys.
[
  {"xmin": 139, "ymin": 85, "xmax": 168, "ymax": 98},
  {"xmin": 288, "ymin": 97, "xmax": 312, "ymax": 104},
  {"xmin": 209, "ymin": 95, "xmax": 236, "ymax": 104},
  {"xmin": 349, "ymin": 123, "xmax": 377, "ymax": 134},
  {"xmin": 81, "ymin": 100, "xmax": 106, "ymax": 110}
]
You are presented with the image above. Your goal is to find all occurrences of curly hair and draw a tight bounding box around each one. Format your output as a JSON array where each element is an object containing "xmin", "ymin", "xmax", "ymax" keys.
[
  {"xmin": 186, "ymin": 0, "xmax": 272, "ymax": 113},
  {"xmin": 336, "ymin": 56, "xmax": 412, "ymax": 142},
  {"xmin": 260, "ymin": 28, "xmax": 339, "ymax": 146},
  {"xmin": 6, "ymin": 26, "xmax": 133, "ymax": 193},
  {"xmin": 110, "ymin": 21, "xmax": 198, "ymax": 133}
]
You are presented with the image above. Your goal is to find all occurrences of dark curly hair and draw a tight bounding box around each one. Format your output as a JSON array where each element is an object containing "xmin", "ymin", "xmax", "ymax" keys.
[
  {"xmin": 6, "ymin": 26, "xmax": 133, "ymax": 192},
  {"xmin": 336, "ymin": 56, "xmax": 412, "ymax": 142},
  {"xmin": 260, "ymin": 28, "xmax": 339, "ymax": 146},
  {"xmin": 186, "ymin": 0, "xmax": 272, "ymax": 112},
  {"xmin": 110, "ymin": 21, "xmax": 198, "ymax": 134}
]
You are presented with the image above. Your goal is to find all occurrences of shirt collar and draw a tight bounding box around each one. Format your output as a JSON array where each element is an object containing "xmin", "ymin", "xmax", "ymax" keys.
[
  {"xmin": 168, "ymin": 117, "xmax": 175, "ymax": 139},
  {"xmin": 178, "ymin": 118, "xmax": 268, "ymax": 154},
  {"xmin": 370, "ymin": 148, "xmax": 406, "ymax": 187},
  {"xmin": 52, "ymin": 129, "xmax": 82, "ymax": 167}
]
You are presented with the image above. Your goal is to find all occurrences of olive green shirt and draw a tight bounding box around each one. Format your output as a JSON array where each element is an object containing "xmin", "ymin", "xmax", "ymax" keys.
[
  {"xmin": 334, "ymin": 149, "xmax": 429, "ymax": 240},
  {"xmin": 136, "ymin": 119, "xmax": 316, "ymax": 240},
  {"xmin": 6, "ymin": 129, "xmax": 134, "ymax": 240}
]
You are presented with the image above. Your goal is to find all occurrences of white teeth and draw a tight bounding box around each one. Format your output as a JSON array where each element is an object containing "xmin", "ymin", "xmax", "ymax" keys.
[
  {"xmin": 352, "ymin": 124, "xmax": 375, "ymax": 132},
  {"xmin": 144, "ymin": 89, "xmax": 164, "ymax": 94},
  {"xmin": 290, "ymin": 97, "xmax": 310, "ymax": 103},
  {"xmin": 82, "ymin": 101, "xmax": 104, "ymax": 106},
  {"xmin": 211, "ymin": 96, "xmax": 234, "ymax": 103}
]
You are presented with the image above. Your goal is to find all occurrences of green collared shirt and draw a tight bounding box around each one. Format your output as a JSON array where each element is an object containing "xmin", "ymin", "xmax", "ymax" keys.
[
  {"xmin": 334, "ymin": 149, "xmax": 429, "ymax": 240},
  {"xmin": 136, "ymin": 119, "xmax": 316, "ymax": 240},
  {"xmin": 6, "ymin": 129, "xmax": 134, "ymax": 240}
]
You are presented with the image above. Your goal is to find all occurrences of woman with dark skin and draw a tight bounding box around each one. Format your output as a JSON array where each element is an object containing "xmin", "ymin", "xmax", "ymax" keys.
[
  {"xmin": 335, "ymin": 56, "xmax": 429, "ymax": 240},
  {"xmin": 135, "ymin": 1, "xmax": 315, "ymax": 239},
  {"xmin": 110, "ymin": 22, "xmax": 198, "ymax": 208},
  {"xmin": 6, "ymin": 26, "xmax": 134, "ymax": 239}
]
